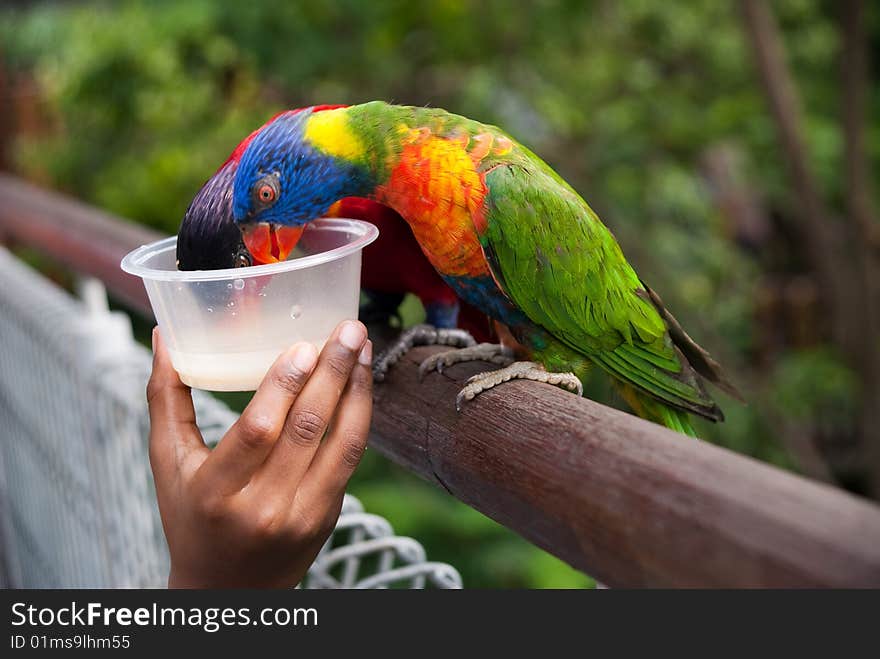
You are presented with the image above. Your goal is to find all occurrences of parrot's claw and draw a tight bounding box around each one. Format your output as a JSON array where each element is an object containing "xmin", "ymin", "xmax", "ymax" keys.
[
  {"xmin": 455, "ymin": 361, "xmax": 583, "ymax": 412},
  {"xmin": 372, "ymin": 324, "xmax": 477, "ymax": 382},
  {"xmin": 417, "ymin": 343, "xmax": 516, "ymax": 382}
]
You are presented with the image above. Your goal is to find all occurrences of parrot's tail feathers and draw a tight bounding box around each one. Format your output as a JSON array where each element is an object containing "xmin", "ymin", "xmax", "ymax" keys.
[
  {"xmin": 594, "ymin": 345, "xmax": 724, "ymax": 422},
  {"xmin": 657, "ymin": 407, "xmax": 698, "ymax": 438},
  {"xmin": 640, "ymin": 284, "xmax": 745, "ymax": 402},
  {"xmin": 615, "ymin": 382, "xmax": 698, "ymax": 438}
]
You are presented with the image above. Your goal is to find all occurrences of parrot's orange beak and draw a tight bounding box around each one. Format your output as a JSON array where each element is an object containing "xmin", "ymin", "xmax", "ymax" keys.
[{"xmin": 240, "ymin": 222, "xmax": 304, "ymax": 265}]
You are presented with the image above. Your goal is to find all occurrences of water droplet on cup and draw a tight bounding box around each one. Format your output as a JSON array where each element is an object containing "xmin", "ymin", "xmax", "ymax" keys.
[
  {"xmin": 226, "ymin": 283, "xmax": 233, "ymax": 290},
  {"xmin": 227, "ymin": 301, "xmax": 235, "ymax": 308},
  {"xmin": 233, "ymin": 278, "xmax": 245, "ymax": 290},
  {"xmin": 290, "ymin": 305, "xmax": 303, "ymax": 320},
  {"xmin": 206, "ymin": 307, "xmax": 213, "ymax": 313}
]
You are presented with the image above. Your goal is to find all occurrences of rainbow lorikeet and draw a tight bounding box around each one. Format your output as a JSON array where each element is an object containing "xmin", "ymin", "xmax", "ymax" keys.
[
  {"xmin": 207, "ymin": 101, "xmax": 740, "ymax": 435},
  {"xmin": 177, "ymin": 105, "xmax": 491, "ymax": 340}
]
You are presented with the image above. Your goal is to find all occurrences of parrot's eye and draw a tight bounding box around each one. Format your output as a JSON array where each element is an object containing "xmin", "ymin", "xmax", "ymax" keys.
[
  {"xmin": 252, "ymin": 173, "xmax": 280, "ymax": 209},
  {"xmin": 234, "ymin": 251, "xmax": 252, "ymax": 268},
  {"xmin": 258, "ymin": 185, "xmax": 275, "ymax": 203}
]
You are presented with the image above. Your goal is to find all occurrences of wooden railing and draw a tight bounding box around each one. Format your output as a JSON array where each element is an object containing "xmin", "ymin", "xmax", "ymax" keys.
[
  {"xmin": 0, "ymin": 174, "xmax": 161, "ymax": 314},
  {"xmin": 2, "ymin": 172, "xmax": 880, "ymax": 588}
]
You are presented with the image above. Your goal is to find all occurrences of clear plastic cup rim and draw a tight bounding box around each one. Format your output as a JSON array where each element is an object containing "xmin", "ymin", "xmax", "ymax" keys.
[{"xmin": 120, "ymin": 217, "xmax": 379, "ymax": 282}]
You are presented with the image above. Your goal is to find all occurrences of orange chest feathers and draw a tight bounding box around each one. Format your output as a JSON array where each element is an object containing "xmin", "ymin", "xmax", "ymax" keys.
[{"xmin": 376, "ymin": 130, "xmax": 504, "ymax": 278}]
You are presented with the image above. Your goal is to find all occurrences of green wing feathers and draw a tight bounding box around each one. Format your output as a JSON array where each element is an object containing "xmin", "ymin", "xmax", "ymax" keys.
[
  {"xmin": 483, "ymin": 163, "xmax": 728, "ymax": 423},
  {"xmin": 614, "ymin": 381, "xmax": 699, "ymax": 437}
]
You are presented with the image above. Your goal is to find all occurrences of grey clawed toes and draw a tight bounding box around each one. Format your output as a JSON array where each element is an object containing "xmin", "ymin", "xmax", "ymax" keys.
[
  {"xmin": 377, "ymin": 329, "xmax": 585, "ymax": 410},
  {"xmin": 417, "ymin": 354, "xmax": 445, "ymax": 382},
  {"xmin": 453, "ymin": 362, "xmax": 584, "ymax": 412},
  {"xmin": 417, "ymin": 343, "xmax": 512, "ymax": 382},
  {"xmin": 374, "ymin": 325, "xmax": 479, "ymax": 383},
  {"xmin": 372, "ymin": 361, "xmax": 389, "ymax": 382},
  {"xmin": 455, "ymin": 388, "xmax": 477, "ymax": 413}
]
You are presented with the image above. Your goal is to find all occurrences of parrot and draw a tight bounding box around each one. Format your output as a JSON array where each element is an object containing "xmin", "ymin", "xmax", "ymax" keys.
[
  {"xmin": 192, "ymin": 101, "xmax": 741, "ymax": 435},
  {"xmin": 177, "ymin": 104, "xmax": 493, "ymax": 342}
]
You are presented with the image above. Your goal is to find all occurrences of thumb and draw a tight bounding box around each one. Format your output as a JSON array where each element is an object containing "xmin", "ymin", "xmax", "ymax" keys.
[{"xmin": 147, "ymin": 327, "xmax": 208, "ymax": 481}]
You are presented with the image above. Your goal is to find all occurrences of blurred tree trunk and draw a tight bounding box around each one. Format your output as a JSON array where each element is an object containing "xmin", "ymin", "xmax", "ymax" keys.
[
  {"xmin": 841, "ymin": 0, "xmax": 880, "ymax": 499},
  {"xmin": 700, "ymin": 144, "xmax": 771, "ymax": 250},
  {"xmin": 739, "ymin": 0, "xmax": 880, "ymax": 496}
]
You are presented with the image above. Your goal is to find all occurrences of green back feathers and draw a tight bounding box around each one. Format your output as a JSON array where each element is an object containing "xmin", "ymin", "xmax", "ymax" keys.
[{"xmin": 483, "ymin": 163, "xmax": 724, "ymax": 421}]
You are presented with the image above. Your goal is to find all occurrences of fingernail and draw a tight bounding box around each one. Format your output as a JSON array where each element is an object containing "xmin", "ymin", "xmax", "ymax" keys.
[
  {"xmin": 291, "ymin": 342, "xmax": 318, "ymax": 374},
  {"xmin": 358, "ymin": 340, "xmax": 373, "ymax": 366},
  {"xmin": 339, "ymin": 320, "xmax": 366, "ymax": 351},
  {"xmin": 152, "ymin": 327, "xmax": 158, "ymax": 353}
]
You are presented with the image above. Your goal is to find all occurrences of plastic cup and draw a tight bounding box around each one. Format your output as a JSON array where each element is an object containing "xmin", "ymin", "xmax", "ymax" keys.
[{"xmin": 121, "ymin": 218, "xmax": 379, "ymax": 391}]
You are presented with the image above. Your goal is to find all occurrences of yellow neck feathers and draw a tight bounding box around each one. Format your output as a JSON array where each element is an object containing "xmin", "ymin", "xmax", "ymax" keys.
[{"xmin": 304, "ymin": 108, "xmax": 365, "ymax": 162}]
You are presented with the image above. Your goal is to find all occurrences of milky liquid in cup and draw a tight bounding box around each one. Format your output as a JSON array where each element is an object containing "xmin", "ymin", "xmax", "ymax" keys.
[
  {"xmin": 170, "ymin": 349, "xmax": 284, "ymax": 391},
  {"xmin": 167, "ymin": 301, "xmax": 350, "ymax": 391},
  {"xmin": 170, "ymin": 344, "xmax": 327, "ymax": 391}
]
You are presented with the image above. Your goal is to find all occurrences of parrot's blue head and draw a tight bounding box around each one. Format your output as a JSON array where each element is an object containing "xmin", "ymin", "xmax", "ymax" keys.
[{"xmin": 232, "ymin": 109, "xmax": 371, "ymax": 263}]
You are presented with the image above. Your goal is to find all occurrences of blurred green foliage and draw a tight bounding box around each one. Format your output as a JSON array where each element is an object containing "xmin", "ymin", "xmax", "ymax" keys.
[{"xmin": 1, "ymin": 0, "xmax": 875, "ymax": 587}]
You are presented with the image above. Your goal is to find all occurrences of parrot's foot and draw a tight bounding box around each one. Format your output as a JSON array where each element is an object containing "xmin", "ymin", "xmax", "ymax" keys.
[
  {"xmin": 373, "ymin": 324, "xmax": 476, "ymax": 382},
  {"xmin": 418, "ymin": 343, "xmax": 516, "ymax": 381},
  {"xmin": 455, "ymin": 361, "xmax": 583, "ymax": 412}
]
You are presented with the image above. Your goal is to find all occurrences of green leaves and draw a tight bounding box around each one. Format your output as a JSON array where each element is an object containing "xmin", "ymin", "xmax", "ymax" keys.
[{"xmin": 2, "ymin": 1, "xmax": 275, "ymax": 234}]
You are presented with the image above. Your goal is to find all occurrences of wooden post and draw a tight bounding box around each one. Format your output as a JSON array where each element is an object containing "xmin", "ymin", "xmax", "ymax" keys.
[{"xmin": 0, "ymin": 173, "xmax": 161, "ymax": 315}]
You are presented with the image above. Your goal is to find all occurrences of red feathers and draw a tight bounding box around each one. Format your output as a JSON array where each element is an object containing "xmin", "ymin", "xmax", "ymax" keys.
[
  {"xmin": 330, "ymin": 197, "xmax": 493, "ymax": 342},
  {"xmin": 337, "ymin": 198, "xmax": 457, "ymax": 308}
]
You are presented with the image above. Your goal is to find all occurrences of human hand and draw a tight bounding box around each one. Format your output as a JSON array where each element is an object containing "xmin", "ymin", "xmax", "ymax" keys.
[{"xmin": 146, "ymin": 320, "xmax": 372, "ymax": 588}]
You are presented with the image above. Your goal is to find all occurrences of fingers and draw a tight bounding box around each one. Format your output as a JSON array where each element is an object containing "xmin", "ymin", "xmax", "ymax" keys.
[
  {"xmin": 147, "ymin": 328, "xmax": 207, "ymax": 483},
  {"xmin": 255, "ymin": 321, "xmax": 368, "ymax": 497},
  {"xmin": 297, "ymin": 340, "xmax": 373, "ymax": 509},
  {"xmin": 201, "ymin": 341, "xmax": 319, "ymax": 490}
]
